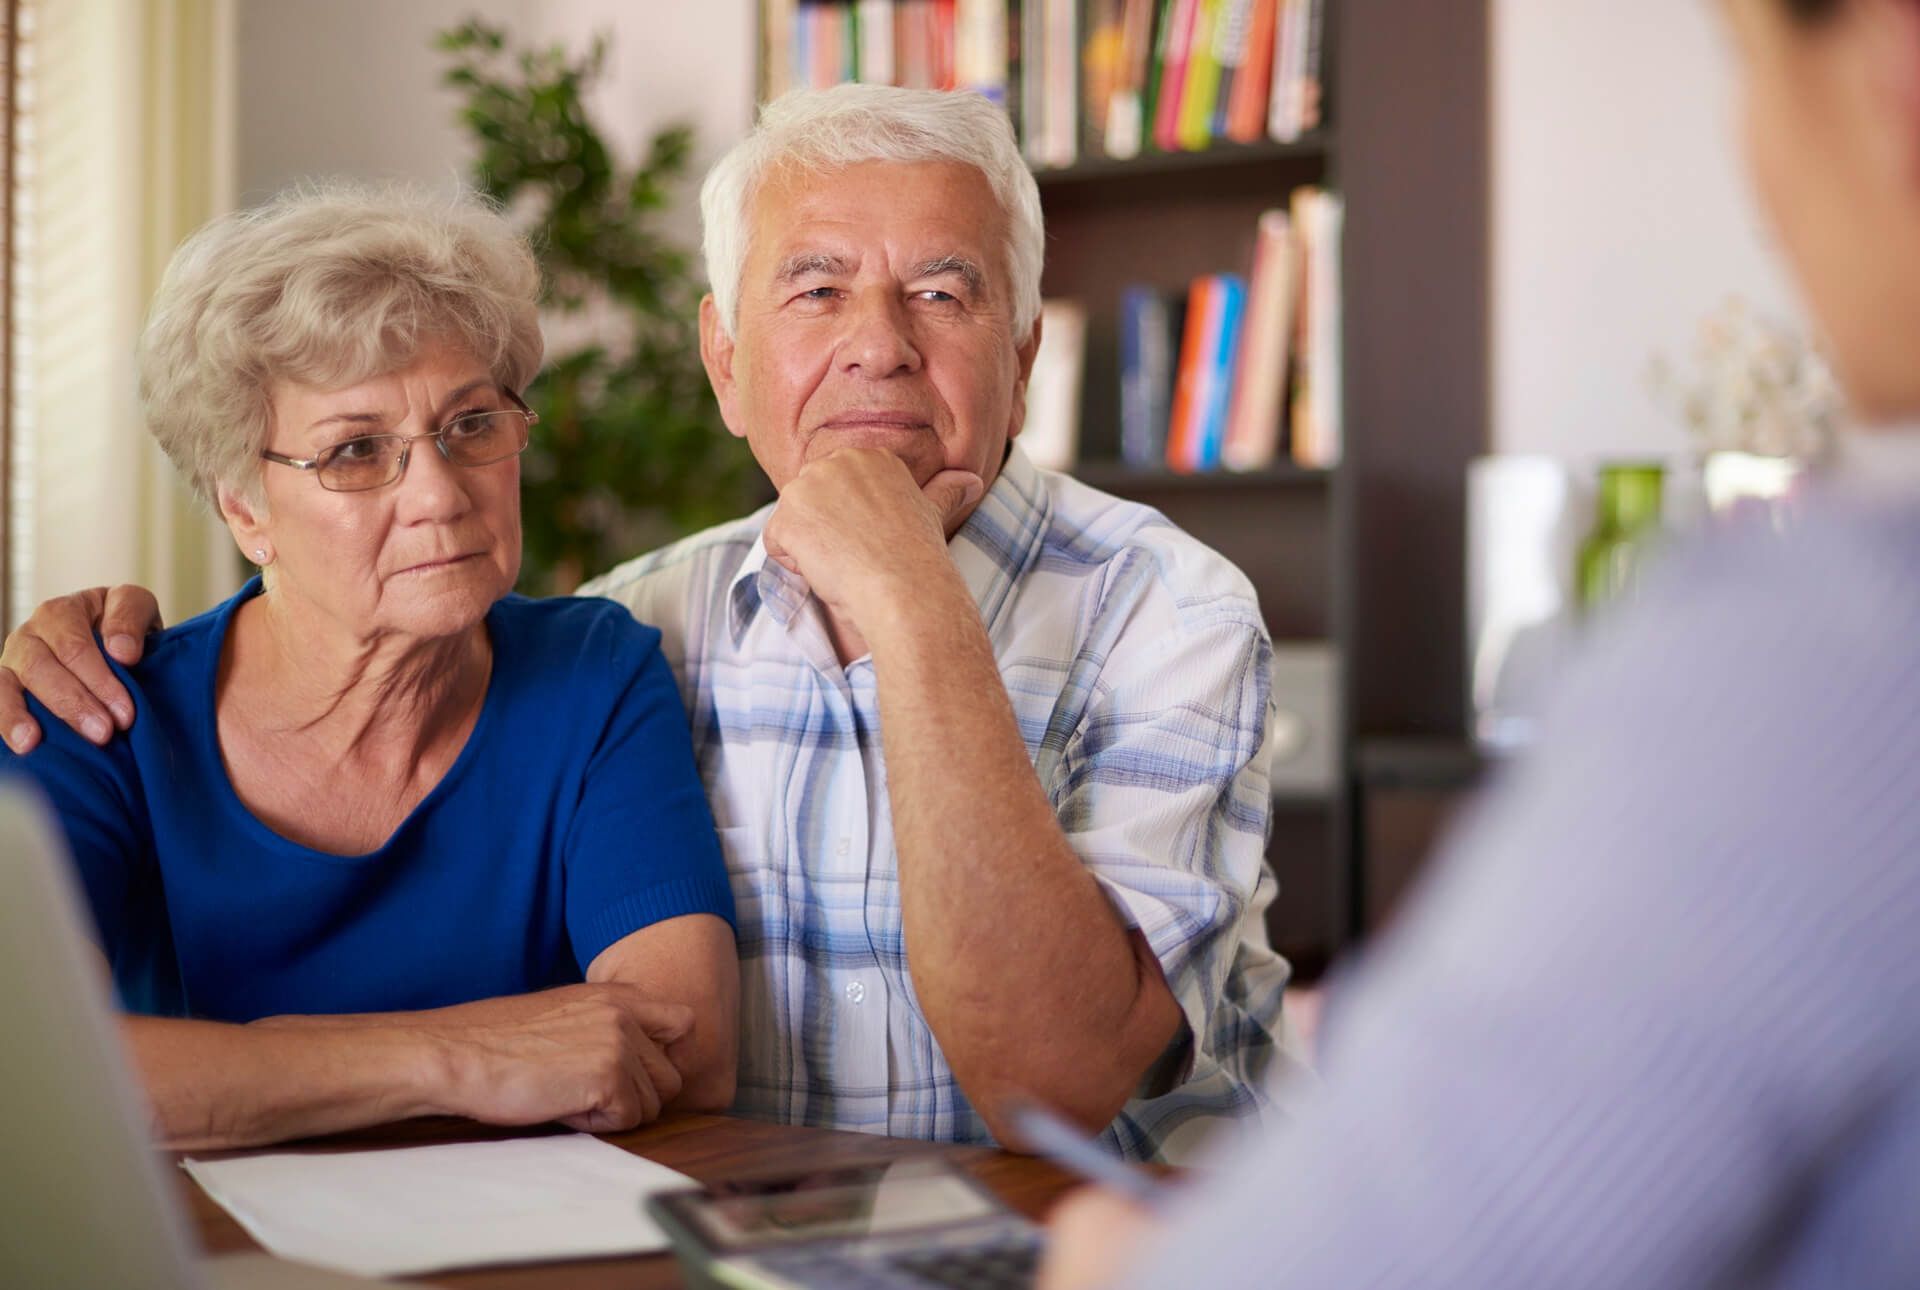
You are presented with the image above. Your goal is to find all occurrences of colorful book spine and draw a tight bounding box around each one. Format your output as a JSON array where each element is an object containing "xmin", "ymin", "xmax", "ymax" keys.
[
  {"xmin": 1174, "ymin": 0, "xmax": 1221, "ymax": 152},
  {"xmin": 900, "ymin": 0, "xmax": 937, "ymax": 89},
  {"xmin": 1224, "ymin": 0, "xmax": 1275, "ymax": 142},
  {"xmin": 932, "ymin": 0, "xmax": 959, "ymax": 90},
  {"xmin": 1152, "ymin": 0, "xmax": 1198, "ymax": 152},
  {"xmin": 1196, "ymin": 273, "xmax": 1247, "ymax": 468},
  {"xmin": 1165, "ymin": 275, "xmax": 1215, "ymax": 472},
  {"xmin": 1102, "ymin": 0, "xmax": 1158, "ymax": 159},
  {"xmin": 1209, "ymin": 0, "xmax": 1256, "ymax": 141}
]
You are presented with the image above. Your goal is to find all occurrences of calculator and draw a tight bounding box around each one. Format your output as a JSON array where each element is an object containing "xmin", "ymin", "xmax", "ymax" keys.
[{"xmin": 646, "ymin": 1157, "xmax": 1043, "ymax": 1290}]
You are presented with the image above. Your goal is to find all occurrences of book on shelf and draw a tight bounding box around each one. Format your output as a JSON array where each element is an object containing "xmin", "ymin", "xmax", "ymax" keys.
[
  {"xmin": 955, "ymin": 0, "xmax": 1008, "ymax": 103},
  {"xmin": 930, "ymin": 0, "xmax": 958, "ymax": 89},
  {"xmin": 1019, "ymin": 0, "xmax": 1079, "ymax": 167},
  {"xmin": 1223, "ymin": 0, "xmax": 1276, "ymax": 142},
  {"xmin": 760, "ymin": 0, "xmax": 1326, "ymax": 160},
  {"xmin": 1165, "ymin": 273, "xmax": 1246, "ymax": 473},
  {"xmin": 1209, "ymin": 0, "xmax": 1258, "ymax": 140},
  {"xmin": 1269, "ymin": 0, "xmax": 1326, "ymax": 142},
  {"xmin": 1102, "ymin": 0, "xmax": 1159, "ymax": 159},
  {"xmin": 1022, "ymin": 298, "xmax": 1088, "ymax": 471},
  {"xmin": 1173, "ymin": 0, "xmax": 1222, "ymax": 153},
  {"xmin": 1151, "ymin": 0, "xmax": 1198, "ymax": 152},
  {"xmin": 1288, "ymin": 185, "xmax": 1343, "ymax": 468},
  {"xmin": 1107, "ymin": 190, "xmax": 1335, "ymax": 477},
  {"xmin": 857, "ymin": 0, "xmax": 896, "ymax": 84},
  {"xmin": 1221, "ymin": 208, "xmax": 1297, "ymax": 471},
  {"xmin": 1197, "ymin": 273, "xmax": 1248, "ymax": 467},
  {"xmin": 1083, "ymin": 1, "xmax": 1125, "ymax": 155},
  {"xmin": 1119, "ymin": 285, "xmax": 1179, "ymax": 468}
]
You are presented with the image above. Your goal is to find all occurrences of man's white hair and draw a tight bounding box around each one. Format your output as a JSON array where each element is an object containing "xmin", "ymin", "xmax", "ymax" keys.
[{"xmin": 700, "ymin": 84, "xmax": 1045, "ymax": 339}]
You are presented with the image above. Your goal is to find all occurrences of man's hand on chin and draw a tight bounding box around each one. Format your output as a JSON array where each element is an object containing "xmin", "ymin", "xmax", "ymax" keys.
[{"xmin": 762, "ymin": 448, "xmax": 985, "ymax": 629}]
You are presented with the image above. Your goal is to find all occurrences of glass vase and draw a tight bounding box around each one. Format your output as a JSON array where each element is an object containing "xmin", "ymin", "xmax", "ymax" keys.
[{"xmin": 1577, "ymin": 462, "xmax": 1666, "ymax": 612}]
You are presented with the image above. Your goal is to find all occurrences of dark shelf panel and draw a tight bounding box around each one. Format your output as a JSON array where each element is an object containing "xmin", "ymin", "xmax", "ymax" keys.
[
  {"xmin": 1032, "ymin": 135, "xmax": 1334, "ymax": 189},
  {"xmin": 1355, "ymin": 737, "xmax": 1487, "ymax": 791},
  {"xmin": 1070, "ymin": 461, "xmax": 1334, "ymax": 493}
]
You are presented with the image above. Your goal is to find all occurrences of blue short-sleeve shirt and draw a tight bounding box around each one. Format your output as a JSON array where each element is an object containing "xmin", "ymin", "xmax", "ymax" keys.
[{"xmin": 1, "ymin": 578, "xmax": 734, "ymax": 1021}]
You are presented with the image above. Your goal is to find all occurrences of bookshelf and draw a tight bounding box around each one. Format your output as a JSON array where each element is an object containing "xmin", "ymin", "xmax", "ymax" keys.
[{"xmin": 755, "ymin": 0, "xmax": 1488, "ymax": 976}]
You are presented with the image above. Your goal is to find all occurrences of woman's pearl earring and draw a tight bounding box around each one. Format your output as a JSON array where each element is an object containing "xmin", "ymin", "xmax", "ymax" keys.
[{"xmin": 253, "ymin": 548, "xmax": 268, "ymax": 564}]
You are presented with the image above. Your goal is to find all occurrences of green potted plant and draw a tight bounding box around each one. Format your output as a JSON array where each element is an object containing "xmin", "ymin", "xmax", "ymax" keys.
[{"xmin": 438, "ymin": 20, "xmax": 760, "ymax": 594}]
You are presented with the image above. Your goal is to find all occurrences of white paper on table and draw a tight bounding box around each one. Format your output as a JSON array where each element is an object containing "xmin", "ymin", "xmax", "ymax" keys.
[{"xmin": 181, "ymin": 1133, "xmax": 692, "ymax": 1279}]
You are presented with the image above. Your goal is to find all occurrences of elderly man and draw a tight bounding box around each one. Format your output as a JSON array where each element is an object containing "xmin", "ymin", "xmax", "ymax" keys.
[{"xmin": 1, "ymin": 85, "xmax": 1294, "ymax": 1163}]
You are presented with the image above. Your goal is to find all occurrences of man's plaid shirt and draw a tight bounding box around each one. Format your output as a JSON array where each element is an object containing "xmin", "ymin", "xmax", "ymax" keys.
[{"xmin": 581, "ymin": 445, "xmax": 1297, "ymax": 1163}]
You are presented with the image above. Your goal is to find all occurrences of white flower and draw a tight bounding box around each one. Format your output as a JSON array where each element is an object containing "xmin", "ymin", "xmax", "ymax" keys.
[{"xmin": 1648, "ymin": 297, "xmax": 1841, "ymax": 461}]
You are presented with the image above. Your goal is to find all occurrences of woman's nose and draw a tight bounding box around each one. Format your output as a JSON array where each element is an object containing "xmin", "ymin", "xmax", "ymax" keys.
[{"xmin": 392, "ymin": 433, "xmax": 475, "ymax": 519}]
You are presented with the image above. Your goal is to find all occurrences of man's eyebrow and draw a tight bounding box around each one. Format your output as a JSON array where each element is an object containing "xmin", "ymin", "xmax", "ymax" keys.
[
  {"xmin": 774, "ymin": 252, "xmax": 853, "ymax": 282},
  {"xmin": 912, "ymin": 256, "xmax": 987, "ymax": 293}
]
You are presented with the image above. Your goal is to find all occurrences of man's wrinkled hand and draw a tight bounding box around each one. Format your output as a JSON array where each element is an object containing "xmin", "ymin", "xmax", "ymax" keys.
[
  {"xmin": 0, "ymin": 585, "xmax": 164, "ymax": 753},
  {"xmin": 761, "ymin": 449, "xmax": 984, "ymax": 626}
]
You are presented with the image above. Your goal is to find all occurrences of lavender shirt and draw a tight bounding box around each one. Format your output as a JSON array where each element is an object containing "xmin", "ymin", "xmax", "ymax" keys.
[{"xmin": 1131, "ymin": 466, "xmax": 1920, "ymax": 1289}]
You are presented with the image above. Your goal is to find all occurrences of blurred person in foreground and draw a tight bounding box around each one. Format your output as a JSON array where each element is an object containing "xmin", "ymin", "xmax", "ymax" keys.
[
  {"xmin": 0, "ymin": 87, "xmax": 1296, "ymax": 1163},
  {"xmin": 0, "ymin": 187, "xmax": 738, "ymax": 1149},
  {"xmin": 1040, "ymin": 0, "xmax": 1920, "ymax": 1283}
]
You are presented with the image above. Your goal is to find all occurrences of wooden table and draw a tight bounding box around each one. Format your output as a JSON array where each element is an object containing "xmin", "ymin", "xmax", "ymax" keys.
[{"xmin": 181, "ymin": 1114, "xmax": 1089, "ymax": 1288}]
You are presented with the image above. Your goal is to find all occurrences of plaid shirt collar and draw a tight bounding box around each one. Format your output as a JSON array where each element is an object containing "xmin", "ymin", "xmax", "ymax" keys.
[{"xmin": 726, "ymin": 442, "xmax": 1051, "ymax": 648}]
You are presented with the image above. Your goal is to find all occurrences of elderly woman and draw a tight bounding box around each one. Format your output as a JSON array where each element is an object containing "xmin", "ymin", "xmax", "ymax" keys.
[{"xmin": 0, "ymin": 186, "xmax": 737, "ymax": 1149}]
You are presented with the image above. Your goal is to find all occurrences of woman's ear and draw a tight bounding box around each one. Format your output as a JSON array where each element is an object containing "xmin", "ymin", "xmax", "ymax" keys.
[{"xmin": 215, "ymin": 481, "xmax": 272, "ymax": 567}]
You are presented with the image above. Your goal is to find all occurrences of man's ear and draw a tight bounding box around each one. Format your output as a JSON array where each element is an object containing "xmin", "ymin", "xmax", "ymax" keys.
[
  {"xmin": 1006, "ymin": 311, "xmax": 1044, "ymax": 444},
  {"xmin": 699, "ymin": 294, "xmax": 748, "ymax": 441}
]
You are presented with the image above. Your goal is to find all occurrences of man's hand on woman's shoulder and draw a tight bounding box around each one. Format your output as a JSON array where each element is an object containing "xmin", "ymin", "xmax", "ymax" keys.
[{"xmin": 0, "ymin": 583, "xmax": 163, "ymax": 753}]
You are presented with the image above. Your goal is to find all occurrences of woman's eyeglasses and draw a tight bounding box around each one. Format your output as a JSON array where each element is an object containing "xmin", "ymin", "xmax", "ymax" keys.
[{"xmin": 260, "ymin": 391, "xmax": 538, "ymax": 493}]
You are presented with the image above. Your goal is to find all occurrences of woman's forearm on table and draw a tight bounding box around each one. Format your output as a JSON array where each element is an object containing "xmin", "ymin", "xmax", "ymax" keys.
[{"xmin": 123, "ymin": 1014, "xmax": 445, "ymax": 1151}]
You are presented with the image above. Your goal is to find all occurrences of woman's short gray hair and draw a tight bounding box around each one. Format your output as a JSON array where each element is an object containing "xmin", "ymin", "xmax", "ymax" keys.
[
  {"xmin": 139, "ymin": 183, "xmax": 544, "ymax": 506},
  {"xmin": 700, "ymin": 85, "xmax": 1044, "ymax": 339}
]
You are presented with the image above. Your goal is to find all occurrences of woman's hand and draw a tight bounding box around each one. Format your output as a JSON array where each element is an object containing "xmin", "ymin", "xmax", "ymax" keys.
[
  {"xmin": 413, "ymin": 984, "xmax": 695, "ymax": 1131},
  {"xmin": 133, "ymin": 984, "xmax": 700, "ymax": 1150}
]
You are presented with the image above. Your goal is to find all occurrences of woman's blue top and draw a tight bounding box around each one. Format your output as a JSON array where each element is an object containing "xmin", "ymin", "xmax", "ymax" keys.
[{"xmin": 0, "ymin": 578, "xmax": 734, "ymax": 1021}]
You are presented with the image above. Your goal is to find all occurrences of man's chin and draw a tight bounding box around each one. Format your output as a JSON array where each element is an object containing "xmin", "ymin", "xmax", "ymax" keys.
[{"xmin": 804, "ymin": 429, "xmax": 937, "ymax": 475}]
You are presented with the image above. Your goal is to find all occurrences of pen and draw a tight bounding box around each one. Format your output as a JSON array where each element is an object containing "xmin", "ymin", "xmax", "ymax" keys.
[{"xmin": 1006, "ymin": 1102, "xmax": 1164, "ymax": 1209}]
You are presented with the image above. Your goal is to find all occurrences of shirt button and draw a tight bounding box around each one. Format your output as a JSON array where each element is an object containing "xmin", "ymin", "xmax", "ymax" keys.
[
  {"xmin": 836, "ymin": 836, "xmax": 851, "ymax": 858},
  {"xmin": 845, "ymin": 981, "xmax": 867, "ymax": 1005}
]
